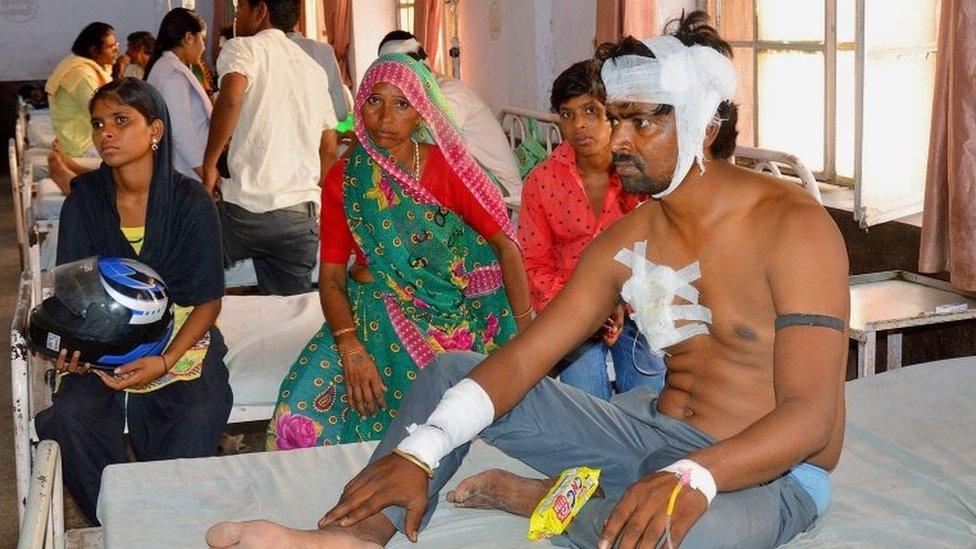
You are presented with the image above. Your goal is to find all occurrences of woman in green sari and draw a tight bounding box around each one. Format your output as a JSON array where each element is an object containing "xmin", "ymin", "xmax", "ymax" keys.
[{"xmin": 266, "ymin": 55, "xmax": 532, "ymax": 449}]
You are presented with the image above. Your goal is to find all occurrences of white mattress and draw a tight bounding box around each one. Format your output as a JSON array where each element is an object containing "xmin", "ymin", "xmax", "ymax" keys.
[
  {"xmin": 96, "ymin": 358, "xmax": 976, "ymax": 548},
  {"xmin": 219, "ymin": 292, "xmax": 323, "ymax": 412},
  {"xmin": 35, "ymin": 177, "xmax": 65, "ymax": 221},
  {"xmin": 24, "ymin": 146, "xmax": 51, "ymax": 179},
  {"xmin": 26, "ymin": 110, "xmax": 54, "ymax": 148}
]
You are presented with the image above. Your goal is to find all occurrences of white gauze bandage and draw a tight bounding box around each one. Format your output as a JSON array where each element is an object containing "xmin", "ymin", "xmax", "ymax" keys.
[
  {"xmin": 378, "ymin": 37, "xmax": 424, "ymax": 57},
  {"xmin": 396, "ymin": 378, "xmax": 495, "ymax": 470},
  {"xmin": 615, "ymin": 241, "xmax": 711, "ymax": 356},
  {"xmin": 601, "ymin": 35, "xmax": 737, "ymax": 198},
  {"xmin": 660, "ymin": 459, "xmax": 718, "ymax": 506}
]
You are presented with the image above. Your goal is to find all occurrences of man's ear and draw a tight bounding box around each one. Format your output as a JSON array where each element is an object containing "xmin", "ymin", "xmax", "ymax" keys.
[
  {"xmin": 256, "ymin": 1, "xmax": 271, "ymax": 26},
  {"xmin": 702, "ymin": 118, "xmax": 721, "ymax": 151}
]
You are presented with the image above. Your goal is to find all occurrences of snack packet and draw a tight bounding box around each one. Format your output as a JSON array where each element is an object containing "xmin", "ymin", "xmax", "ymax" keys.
[{"xmin": 527, "ymin": 466, "xmax": 601, "ymax": 540}]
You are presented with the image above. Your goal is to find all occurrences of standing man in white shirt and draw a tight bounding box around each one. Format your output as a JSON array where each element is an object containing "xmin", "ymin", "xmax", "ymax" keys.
[
  {"xmin": 377, "ymin": 31, "xmax": 522, "ymax": 205},
  {"xmin": 286, "ymin": 29, "xmax": 350, "ymax": 124},
  {"xmin": 202, "ymin": 0, "xmax": 338, "ymax": 296}
]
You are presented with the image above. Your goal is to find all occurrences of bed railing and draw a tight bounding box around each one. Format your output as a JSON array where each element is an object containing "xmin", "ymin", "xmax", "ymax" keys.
[
  {"xmin": 498, "ymin": 107, "xmax": 561, "ymax": 154},
  {"xmin": 733, "ymin": 146, "xmax": 822, "ymax": 204},
  {"xmin": 16, "ymin": 440, "xmax": 64, "ymax": 549},
  {"xmin": 11, "ymin": 271, "xmax": 37, "ymax": 524},
  {"xmin": 9, "ymin": 139, "xmax": 27, "ymax": 268},
  {"xmin": 496, "ymin": 107, "xmax": 822, "ymax": 204}
]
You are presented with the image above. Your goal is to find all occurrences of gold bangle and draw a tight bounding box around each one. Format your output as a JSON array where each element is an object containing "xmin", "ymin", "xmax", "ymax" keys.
[
  {"xmin": 332, "ymin": 327, "xmax": 356, "ymax": 338},
  {"xmin": 514, "ymin": 306, "xmax": 533, "ymax": 319},
  {"xmin": 391, "ymin": 448, "xmax": 435, "ymax": 479},
  {"xmin": 339, "ymin": 345, "xmax": 366, "ymax": 358}
]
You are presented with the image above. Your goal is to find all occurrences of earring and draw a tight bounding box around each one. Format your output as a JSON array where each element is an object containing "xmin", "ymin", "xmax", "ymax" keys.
[{"xmin": 151, "ymin": 138, "xmax": 159, "ymax": 151}]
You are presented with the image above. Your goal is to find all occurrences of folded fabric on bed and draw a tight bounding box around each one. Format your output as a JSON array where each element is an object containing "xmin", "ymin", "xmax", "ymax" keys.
[{"xmin": 96, "ymin": 358, "xmax": 976, "ymax": 548}]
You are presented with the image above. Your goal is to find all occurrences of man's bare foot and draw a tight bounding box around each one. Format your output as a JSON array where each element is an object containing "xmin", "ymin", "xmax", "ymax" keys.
[
  {"xmin": 446, "ymin": 469, "xmax": 556, "ymax": 517},
  {"xmin": 206, "ymin": 513, "xmax": 396, "ymax": 549},
  {"xmin": 206, "ymin": 520, "xmax": 385, "ymax": 549},
  {"xmin": 47, "ymin": 150, "xmax": 75, "ymax": 195}
]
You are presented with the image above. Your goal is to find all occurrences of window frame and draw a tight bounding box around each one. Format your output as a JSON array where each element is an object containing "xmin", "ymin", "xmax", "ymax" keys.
[
  {"xmin": 711, "ymin": 0, "xmax": 939, "ymax": 227},
  {"xmin": 396, "ymin": 0, "xmax": 416, "ymax": 33},
  {"xmin": 713, "ymin": 0, "xmax": 846, "ymax": 187}
]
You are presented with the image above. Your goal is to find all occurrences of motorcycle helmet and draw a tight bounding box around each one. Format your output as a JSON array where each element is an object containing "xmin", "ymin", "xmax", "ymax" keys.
[{"xmin": 26, "ymin": 256, "xmax": 174, "ymax": 369}]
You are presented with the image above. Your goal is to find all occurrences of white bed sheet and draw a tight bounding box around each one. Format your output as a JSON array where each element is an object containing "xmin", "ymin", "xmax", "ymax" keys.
[
  {"xmin": 98, "ymin": 439, "xmax": 544, "ymax": 549},
  {"xmin": 219, "ymin": 292, "xmax": 324, "ymax": 411},
  {"xmin": 26, "ymin": 110, "xmax": 54, "ymax": 148},
  {"xmin": 96, "ymin": 358, "xmax": 976, "ymax": 548},
  {"xmin": 24, "ymin": 146, "xmax": 51, "ymax": 179},
  {"xmin": 35, "ymin": 177, "xmax": 65, "ymax": 221}
]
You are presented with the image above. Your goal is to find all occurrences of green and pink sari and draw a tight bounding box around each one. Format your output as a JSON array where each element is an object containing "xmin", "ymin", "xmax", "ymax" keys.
[{"xmin": 267, "ymin": 55, "xmax": 518, "ymax": 449}]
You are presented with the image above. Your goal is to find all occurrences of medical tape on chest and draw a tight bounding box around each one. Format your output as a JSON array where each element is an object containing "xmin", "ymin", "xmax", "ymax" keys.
[{"xmin": 614, "ymin": 241, "xmax": 712, "ymax": 356}]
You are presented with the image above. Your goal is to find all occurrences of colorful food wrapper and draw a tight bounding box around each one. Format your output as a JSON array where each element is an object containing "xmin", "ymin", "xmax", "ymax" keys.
[{"xmin": 527, "ymin": 466, "xmax": 601, "ymax": 540}]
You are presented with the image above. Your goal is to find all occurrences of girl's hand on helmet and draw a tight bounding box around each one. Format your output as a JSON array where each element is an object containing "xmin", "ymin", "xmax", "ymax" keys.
[{"xmin": 52, "ymin": 348, "xmax": 91, "ymax": 375}]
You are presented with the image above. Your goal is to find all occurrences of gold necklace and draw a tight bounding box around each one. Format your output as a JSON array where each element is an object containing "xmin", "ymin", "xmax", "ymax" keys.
[
  {"xmin": 411, "ymin": 138, "xmax": 420, "ymax": 180},
  {"xmin": 389, "ymin": 139, "xmax": 420, "ymax": 180}
]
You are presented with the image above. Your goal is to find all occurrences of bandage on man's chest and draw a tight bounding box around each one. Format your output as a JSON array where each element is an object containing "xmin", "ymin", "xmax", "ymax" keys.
[{"xmin": 397, "ymin": 378, "xmax": 495, "ymax": 470}]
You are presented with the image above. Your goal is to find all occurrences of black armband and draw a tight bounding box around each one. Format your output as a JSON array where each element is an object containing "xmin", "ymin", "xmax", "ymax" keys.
[{"xmin": 775, "ymin": 313, "xmax": 845, "ymax": 332}]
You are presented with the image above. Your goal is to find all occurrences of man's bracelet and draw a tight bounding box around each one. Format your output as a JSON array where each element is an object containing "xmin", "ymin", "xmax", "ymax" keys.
[
  {"xmin": 391, "ymin": 448, "xmax": 435, "ymax": 479},
  {"xmin": 159, "ymin": 355, "xmax": 169, "ymax": 377}
]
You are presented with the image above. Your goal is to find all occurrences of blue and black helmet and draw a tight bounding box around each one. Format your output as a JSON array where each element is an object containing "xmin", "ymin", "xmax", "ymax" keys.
[{"xmin": 26, "ymin": 257, "xmax": 174, "ymax": 368}]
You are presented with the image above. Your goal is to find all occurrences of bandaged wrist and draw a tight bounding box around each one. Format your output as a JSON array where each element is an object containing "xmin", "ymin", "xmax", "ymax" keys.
[
  {"xmin": 396, "ymin": 378, "xmax": 495, "ymax": 470},
  {"xmin": 659, "ymin": 459, "xmax": 717, "ymax": 506}
]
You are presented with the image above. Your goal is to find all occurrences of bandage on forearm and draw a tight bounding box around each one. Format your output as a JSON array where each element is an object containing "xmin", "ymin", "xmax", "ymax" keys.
[
  {"xmin": 396, "ymin": 378, "xmax": 495, "ymax": 469},
  {"xmin": 659, "ymin": 459, "xmax": 717, "ymax": 506}
]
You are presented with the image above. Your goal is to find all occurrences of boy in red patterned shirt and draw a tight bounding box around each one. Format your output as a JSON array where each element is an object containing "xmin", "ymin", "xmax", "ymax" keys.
[{"xmin": 517, "ymin": 59, "xmax": 665, "ymax": 399}]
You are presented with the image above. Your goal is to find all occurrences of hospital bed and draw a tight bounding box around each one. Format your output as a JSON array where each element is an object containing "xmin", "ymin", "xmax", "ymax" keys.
[
  {"xmin": 15, "ymin": 355, "xmax": 972, "ymax": 548},
  {"xmin": 10, "ymin": 262, "xmax": 326, "ymax": 535}
]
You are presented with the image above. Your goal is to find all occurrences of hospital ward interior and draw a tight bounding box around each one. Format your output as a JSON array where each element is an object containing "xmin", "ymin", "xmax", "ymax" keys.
[{"xmin": 1, "ymin": 0, "xmax": 975, "ymax": 547}]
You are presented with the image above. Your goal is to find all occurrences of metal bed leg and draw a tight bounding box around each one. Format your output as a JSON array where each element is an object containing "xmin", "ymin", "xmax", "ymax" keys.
[
  {"xmin": 857, "ymin": 331, "xmax": 877, "ymax": 378},
  {"xmin": 886, "ymin": 332, "xmax": 903, "ymax": 371}
]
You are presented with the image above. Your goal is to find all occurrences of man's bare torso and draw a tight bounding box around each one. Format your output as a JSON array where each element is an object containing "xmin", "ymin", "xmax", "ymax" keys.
[{"xmin": 600, "ymin": 164, "xmax": 847, "ymax": 471}]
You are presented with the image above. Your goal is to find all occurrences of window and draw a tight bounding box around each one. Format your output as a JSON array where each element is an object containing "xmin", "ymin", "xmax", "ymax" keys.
[
  {"xmin": 443, "ymin": 0, "xmax": 460, "ymax": 77},
  {"xmin": 394, "ymin": 0, "xmax": 455, "ymax": 75},
  {"xmin": 707, "ymin": 0, "xmax": 939, "ymax": 227},
  {"xmin": 397, "ymin": 1, "xmax": 416, "ymax": 33}
]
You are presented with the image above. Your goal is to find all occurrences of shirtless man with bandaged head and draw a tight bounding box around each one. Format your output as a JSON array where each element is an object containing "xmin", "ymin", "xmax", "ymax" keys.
[{"xmin": 207, "ymin": 11, "xmax": 849, "ymax": 549}]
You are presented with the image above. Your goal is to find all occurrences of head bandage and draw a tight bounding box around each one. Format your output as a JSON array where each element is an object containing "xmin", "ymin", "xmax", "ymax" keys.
[
  {"xmin": 601, "ymin": 35, "xmax": 736, "ymax": 198},
  {"xmin": 615, "ymin": 241, "xmax": 711, "ymax": 355},
  {"xmin": 378, "ymin": 37, "xmax": 423, "ymax": 57}
]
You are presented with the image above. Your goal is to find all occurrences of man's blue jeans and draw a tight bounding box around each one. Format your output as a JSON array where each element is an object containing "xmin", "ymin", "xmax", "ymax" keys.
[
  {"xmin": 557, "ymin": 318, "xmax": 666, "ymax": 400},
  {"xmin": 372, "ymin": 352, "xmax": 820, "ymax": 548}
]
